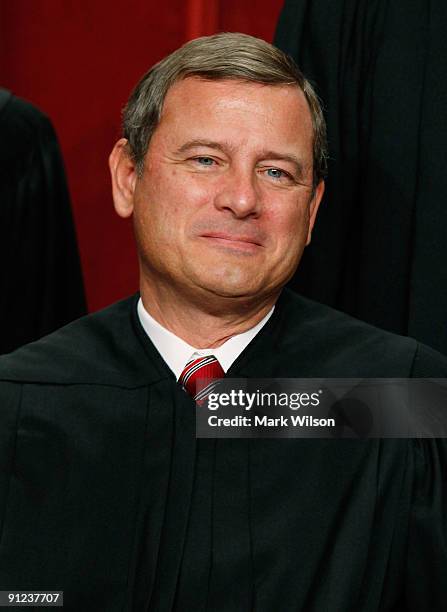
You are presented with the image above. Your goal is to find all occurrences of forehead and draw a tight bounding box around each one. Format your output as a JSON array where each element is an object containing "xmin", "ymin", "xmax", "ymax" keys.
[{"xmin": 152, "ymin": 77, "xmax": 314, "ymax": 155}]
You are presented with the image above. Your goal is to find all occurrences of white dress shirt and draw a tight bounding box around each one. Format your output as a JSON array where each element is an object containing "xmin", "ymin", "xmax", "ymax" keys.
[{"xmin": 137, "ymin": 298, "xmax": 274, "ymax": 380}]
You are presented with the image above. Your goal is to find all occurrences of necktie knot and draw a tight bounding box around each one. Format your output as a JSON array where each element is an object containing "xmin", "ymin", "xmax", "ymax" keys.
[{"xmin": 179, "ymin": 355, "xmax": 224, "ymax": 402}]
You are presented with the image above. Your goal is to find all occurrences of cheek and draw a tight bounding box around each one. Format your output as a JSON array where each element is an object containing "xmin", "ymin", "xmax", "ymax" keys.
[
  {"xmin": 161, "ymin": 168, "xmax": 183, "ymax": 217},
  {"xmin": 136, "ymin": 169, "xmax": 216, "ymax": 250},
  {"xmin": 264, "ymin": 205, "xmax": 309, "ymax": 251},
  {"xmin": 155, "ymin": 169, "xmax": 212, "ymax": 221}
]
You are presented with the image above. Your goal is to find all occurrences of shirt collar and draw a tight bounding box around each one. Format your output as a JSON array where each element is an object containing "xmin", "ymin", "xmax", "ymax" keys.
[{"xmin": 137, "ymin": 298, "xmax": 274, "ymax": 380}]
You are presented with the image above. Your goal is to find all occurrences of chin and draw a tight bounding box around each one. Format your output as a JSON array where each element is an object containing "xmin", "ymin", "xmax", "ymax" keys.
[
  {"xmin": 206, "ymin": 285, "xmax": 257, "ymax": 299},
  {"xmin": 192, "ymin": 271, "xmax": 266, "ymax": 300},
  {"xmin": 183, "ymin": 258, "xmax": 282, "ymax": 299}
]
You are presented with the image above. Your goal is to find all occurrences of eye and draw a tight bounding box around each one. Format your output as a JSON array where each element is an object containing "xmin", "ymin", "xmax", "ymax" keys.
[
  {"xmin": 265, "ymin": 168, "xmax": 289, "ymax": 180},
  {"xmin": 195, "ymin": 156, "xmax": 215, "ymax": 166}
]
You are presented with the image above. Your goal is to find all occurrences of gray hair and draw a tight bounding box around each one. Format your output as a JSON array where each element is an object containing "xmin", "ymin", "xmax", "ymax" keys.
[{"xmin": 122, "ymin": 32, "xmax": 327, "ymax": 187}]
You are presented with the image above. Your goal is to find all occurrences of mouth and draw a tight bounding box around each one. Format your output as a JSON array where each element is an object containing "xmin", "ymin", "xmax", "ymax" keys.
[{"xmin": 200, "ymin": 233, "xmax": 263, "ymax": 252}]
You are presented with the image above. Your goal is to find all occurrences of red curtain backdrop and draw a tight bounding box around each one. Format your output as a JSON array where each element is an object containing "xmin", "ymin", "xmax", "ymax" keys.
[{"xmin": 1, "ymin": 0, "xmax": 284, "ymax": 312}]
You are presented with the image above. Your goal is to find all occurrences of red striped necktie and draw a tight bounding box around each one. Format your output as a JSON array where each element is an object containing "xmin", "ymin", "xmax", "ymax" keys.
[{"xmin": 179, "ymin": 355, "xmax": 225, "ymax": 402}]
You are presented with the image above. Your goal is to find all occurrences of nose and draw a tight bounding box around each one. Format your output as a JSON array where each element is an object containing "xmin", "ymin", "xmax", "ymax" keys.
[{"xmin": 213, "ymin": 166, "xmax": 261, "ymax": 218}]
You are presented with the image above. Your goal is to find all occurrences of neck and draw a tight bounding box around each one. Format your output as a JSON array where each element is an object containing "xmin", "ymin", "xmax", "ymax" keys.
[{"xmin": 139, "ymin": 278, "xmax": 279, "ymax": 349}]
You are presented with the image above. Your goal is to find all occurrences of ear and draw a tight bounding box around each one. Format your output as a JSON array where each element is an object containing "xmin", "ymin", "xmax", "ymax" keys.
[
  {"xmin": 306, "ymin": 180, "xmax": 325, "ymax": 245},
  {"xmin": 109, "ymin": 138, "xmax": 138, "ymax": 219}
]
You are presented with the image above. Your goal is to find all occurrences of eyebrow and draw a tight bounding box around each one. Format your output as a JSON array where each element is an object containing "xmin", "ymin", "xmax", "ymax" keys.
[
  {"xmin": 259, "ymin": 150, "xmax": 306, "ymax": 178},
  {"xmin": 176, "ymin": 140, "xmax": 307, "ymax": 178},
  {"xmin": 176, "ymin": 139, "xmax": 236, "ymax": 155}
]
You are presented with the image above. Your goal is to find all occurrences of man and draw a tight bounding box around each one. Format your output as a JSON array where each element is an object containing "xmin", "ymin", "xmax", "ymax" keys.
[{"xmin": 0, "ymin": 33, "xmax": 446, "ymax": 612}]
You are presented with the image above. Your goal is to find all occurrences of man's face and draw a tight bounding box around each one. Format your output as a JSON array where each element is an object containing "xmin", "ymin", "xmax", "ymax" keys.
[{"xmin": 129, "ymin": 77, "xmax": 323, "ymax": 303}]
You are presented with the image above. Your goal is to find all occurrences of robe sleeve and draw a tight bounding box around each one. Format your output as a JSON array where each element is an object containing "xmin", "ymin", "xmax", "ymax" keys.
[
  {"xmin": 0, "ymin": 383, "xmax": 21, "ymax": 544},
  {"xmin": 410, "ymin": 343, "xmax": 447, "ymax": 377},
  {"xmin": 406, "ymin": 439, "xmax": 447, "ymax": 611}
]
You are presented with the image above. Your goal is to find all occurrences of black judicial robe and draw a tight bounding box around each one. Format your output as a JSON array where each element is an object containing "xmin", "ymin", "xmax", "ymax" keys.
[
  {"xmin": 0, "ymin": 289, "xmax": 446, "ymax": 611},
  {"xmin": 274, "ymin": 0, "xmax": 447, "ymax": 356},
  {"xmin": 0, "ymin": 90, "xmax": 86, "ymax": 354}
]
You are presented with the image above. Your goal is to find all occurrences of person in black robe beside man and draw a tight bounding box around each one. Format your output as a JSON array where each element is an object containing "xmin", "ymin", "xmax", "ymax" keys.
[
  {"xmin": 0, "ymin": 90, "xmax": 86, "ymax": 354},
  {"xmin": 0, "ymin": 33, "xmax": 446, "ymax": 611},
  {"xmin": 274, "ymin": 0, "xmax": 447, "ymax": 356}
]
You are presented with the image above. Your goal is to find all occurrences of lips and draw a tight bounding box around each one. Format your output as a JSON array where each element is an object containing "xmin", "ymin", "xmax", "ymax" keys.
[{"xmin": 200, "ymin": 232, "xmax": 263, "ymax": 247}]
